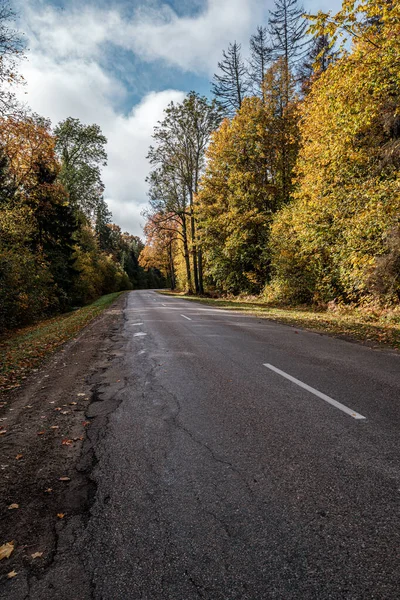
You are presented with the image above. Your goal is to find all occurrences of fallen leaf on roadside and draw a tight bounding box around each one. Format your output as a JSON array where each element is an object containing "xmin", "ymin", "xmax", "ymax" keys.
[
  {"xmin": 0, "ymin": 430, "xmax": 7, "ymax": 436},
  {"xmin": 69, "ymin": 402, "xmax": 77, "ymax": 406},
  {"xmin": 24, "ymin": 405, "xmax": 33, "ymax": 409},
  {"xmin": 0, "ymin": 542, "xmax": 14, "ymax": 560},
  {"xmin": 31, "ymin": 552, "xmax": 43, "ymax": 559},
  {"xmin": 37, "ymin": 431, "xmax": 45, "ymax": 436},
  {"xmin": 59, "ymin": 477, "xmax": 70, "ymax": 482},
  {"xmin": 44, "ymin": 488, "xmax": 52, "ymax": 493},
  {"xmin": 54, "ymin": 407, "xmax": 62, "ymax": 411},
  {"xmin": 50, "ymin": 426, "xmax": 59, "ymax": 430},
  {"xmin": 57, "ymin": 513, "xmax": 65, "ymax": 519},
  {"xmin": 82, "ymin": 421, "xmax": 90, "ymax": 427},
  {"xmin": 61, "ymin": 439, "xmax": 73, "ymax": 446},
  {"xmin": 8, "ymin": 504, "xmax": 19, "ymax": 510},
  {"xmin": 7, "ymin": 570, "xmax": 17, "ymax": 578},
  {"xmin": 15, "ymin": 454, "xmax": 23, "ymax": 460}
]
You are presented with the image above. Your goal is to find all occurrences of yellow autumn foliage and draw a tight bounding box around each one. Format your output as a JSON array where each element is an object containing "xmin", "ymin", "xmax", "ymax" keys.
[{"xmin": 268, "ymin": 0, "xmax": 400, "ymax": 304}]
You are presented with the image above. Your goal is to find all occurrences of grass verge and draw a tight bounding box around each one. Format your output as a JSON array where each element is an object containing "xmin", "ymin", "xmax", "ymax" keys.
[
  {"xmin": 158, "ymin": 291, "xmax": 400, "ymax": 351},
  {"xmin": 0, "ymin": 292, "xmax": 123, "ymax": 393}
]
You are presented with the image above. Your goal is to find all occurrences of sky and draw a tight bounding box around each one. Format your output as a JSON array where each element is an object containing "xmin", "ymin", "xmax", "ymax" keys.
[{"xmin": 14, "ymin": 0, "xmax": 342, "ymax": 237}]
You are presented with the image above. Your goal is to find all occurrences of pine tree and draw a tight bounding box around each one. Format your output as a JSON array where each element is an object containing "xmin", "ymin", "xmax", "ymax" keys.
[
  {"xmin": 212, "ymin": 42, "xmax": 249, "ymax": 116},
  {"xmin": 268, "ymin": 0, "xmax": 308, "ymax": 67},
  {"xmin": 248, "ymin": 26, "xmax": 272, "ymax": 100}
]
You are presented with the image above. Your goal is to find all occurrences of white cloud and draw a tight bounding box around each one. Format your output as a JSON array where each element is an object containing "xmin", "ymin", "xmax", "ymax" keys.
[
  {"xmin": 21, "ymin": 3, "xmax": 120, "ymax": 60},
  {"xmin": 20, "ymin": 0, "xmax": 269, "ymax": 75},
  {"xmin": 122, "ymin": 0, "xmax": 267, "ymax": 74}
]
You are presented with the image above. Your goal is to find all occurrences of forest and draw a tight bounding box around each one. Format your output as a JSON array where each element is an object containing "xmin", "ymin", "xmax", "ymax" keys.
[
  {"xmin": 1, "ymin": 0, "xmax": 399, "ymax": 336},
  {"xmin": 141, "ymin": 0, "xmax": 400, "ymax": 309},
  {"xmin": 0, "ymin": 2, "xmax": 164, "ymax": 334}
]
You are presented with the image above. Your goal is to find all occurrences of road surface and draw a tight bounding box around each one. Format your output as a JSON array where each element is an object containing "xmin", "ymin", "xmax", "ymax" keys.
[{"xmin": 18, "ymin": 291, "xmax": 400, "ymax": 598}]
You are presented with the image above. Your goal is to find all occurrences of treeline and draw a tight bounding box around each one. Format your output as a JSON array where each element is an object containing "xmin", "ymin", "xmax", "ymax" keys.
[
  {"xmin": 142, "ymin": 0, "xmax": 400, "ymax": 306},
  {"xmin": 0, "ymin": 4, "xmax": 163, "ymax": 333}
]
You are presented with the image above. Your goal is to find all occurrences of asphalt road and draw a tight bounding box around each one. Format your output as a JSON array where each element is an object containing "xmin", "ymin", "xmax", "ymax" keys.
[{"xmin": 39, "ymin": 291, "xmax": 400, "ymax": 598}]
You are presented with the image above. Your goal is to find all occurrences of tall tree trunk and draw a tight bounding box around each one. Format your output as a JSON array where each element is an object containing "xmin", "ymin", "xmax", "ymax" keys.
[
  {"xmin": 189, "ymin": 192, "xmax": 200, "ymax": 294},
  {"xmin": 193, "ymin": 173, "xmax": 204, "ymax": 294},
  {"xmin": 198, "ymin": 247, "xmax": 204, "ymax": 295},
  {"xmin": 169, "ymin": 241, "xmax": 176, "ymax": 290},
  {"xmin": 182, "ymin": 216, "xmax": 193, "ymax": 293}
]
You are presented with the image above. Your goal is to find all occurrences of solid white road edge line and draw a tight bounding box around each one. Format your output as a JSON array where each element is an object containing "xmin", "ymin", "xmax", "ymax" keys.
[
  {"xmin": 263, "ymin": 363, "xmax": 366, "ymax": 420},
  {"xmin": 181, "ymin": 314, "xmax": 192, "ymax": 321}
]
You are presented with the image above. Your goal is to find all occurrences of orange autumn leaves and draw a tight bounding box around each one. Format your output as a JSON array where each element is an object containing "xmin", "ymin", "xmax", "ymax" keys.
[{"xmin": 0, "ymin": 117, "xmax": 59, "ymax": 190}]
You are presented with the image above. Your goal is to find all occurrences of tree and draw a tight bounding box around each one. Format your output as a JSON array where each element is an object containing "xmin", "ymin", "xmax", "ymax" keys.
[
  {"xmin": 0, "ymin": 112, "xmax": 137, "ymax": 329},
  {"xmin": 268, "ymin": 0, "xmax": 400, "ymax": 304},
  {"xmin": 147, "ymin": 92, "xmax": 222, "ymax": 293},
  {"xmin": 269, "ymin": 0, "xmax": 309, "ymax": 65},
  {"xmin": 0, "ymin": 116, "xmax": 77, "ymax": 325},
  {"xmin": 119, "ymin": 233, "xmax": 148, "ymax": 289},
  {"xmin": 29, "ymin": 155, "xmax": 78, "ymax": 309},
  {"xmin": 248, "ymin": 26, "xmax": 272, "ymax": 100},
  {"xmin": 95, "ymin": 195, "xmax": 113, "ymax": 251},
  {"xmin": 197, "ymin": 91, "xmax": 298, "ymax": 294},
  {"xmin": 0, "ymin": 0, "xmax": 25, "ymax": 115},
  {"xmin": 298, "ymin": 34, "xmax": 338, "ymax": 95},
  {"xmin": 0, "ymin": 144, "xmax": 16, "ymax": 204},
  {"xmin": 145, "ymin": 166, "xmax": 193, "ymax": 292},
  {"xmin": 262, "ymin": 59, "xmax": 300, "ymax": 205},
  {"xmin": 54, "ymin": 118, "xmax": 107, "ymax": 219},
  {"xmin": 268, "ymin": 0, "xmax": 309, "ymax": 103},
  {"xmin": 140, "ymin": 213, "xmax": 178, "ymax": 290},
  {"xmin": 212, "ymin": 42, "xmax": 249, "ymax": 116}
]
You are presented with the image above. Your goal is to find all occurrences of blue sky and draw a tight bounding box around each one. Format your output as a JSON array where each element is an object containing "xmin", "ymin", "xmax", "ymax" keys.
[{"xmin": 15, "ymin": 0, "xmax": 342, "ymax": 236}]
